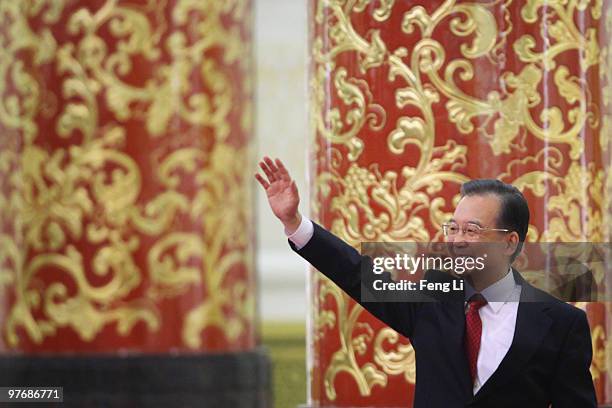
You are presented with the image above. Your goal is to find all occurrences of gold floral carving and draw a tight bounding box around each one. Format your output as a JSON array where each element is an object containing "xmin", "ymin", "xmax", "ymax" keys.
[
  {"xmin": 319, "ymin": 273, "xmax": 386, "ymax": 399},
  {"xmin": 590, "ymin": 324, "xmax": 608, "ymax": 381},
  {"xmin": 0, "ymin": 0, "xmax": 253, "ymax": 348}
]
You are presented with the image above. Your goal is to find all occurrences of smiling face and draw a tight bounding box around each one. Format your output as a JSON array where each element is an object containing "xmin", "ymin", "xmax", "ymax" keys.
[
  {"xmin": 446, "ymin": 194, "xmax": 519, "ymax": 275},
  {"xmin": 449, "ymin": 194, "xmax": 502, "ymax": 242}
]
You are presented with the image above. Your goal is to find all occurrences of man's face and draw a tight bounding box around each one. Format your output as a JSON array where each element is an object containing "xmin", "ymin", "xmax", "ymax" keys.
[{"xmin": 445, "ymin": 194, "xmax": 514, "ymax": 275}]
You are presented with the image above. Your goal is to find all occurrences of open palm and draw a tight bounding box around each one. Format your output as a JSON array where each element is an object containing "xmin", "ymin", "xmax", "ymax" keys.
[{"xmin": 255, "ymin": 157, "xmax": 300, "ymax": 225}]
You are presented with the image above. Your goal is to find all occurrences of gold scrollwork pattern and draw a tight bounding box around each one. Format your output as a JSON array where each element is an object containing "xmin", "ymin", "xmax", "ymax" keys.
[
  {"xmin": 310, "ymin": 0, "xmax": 609, "ymax": 402},
  {"xmin": 0, "ymin": 0, "xmax": 254, "ymax": 349}
]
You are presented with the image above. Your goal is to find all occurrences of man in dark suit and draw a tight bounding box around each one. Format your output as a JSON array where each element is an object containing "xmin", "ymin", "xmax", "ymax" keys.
[{"xmin": 255, "ymin": 156, "xmax": 597, "ymax": 408}]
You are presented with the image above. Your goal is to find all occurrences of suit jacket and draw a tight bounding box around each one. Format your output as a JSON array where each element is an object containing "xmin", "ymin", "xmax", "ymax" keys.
[{"xmin": 289, "ymin": 221, "xmax": 597, "ymax": 408}]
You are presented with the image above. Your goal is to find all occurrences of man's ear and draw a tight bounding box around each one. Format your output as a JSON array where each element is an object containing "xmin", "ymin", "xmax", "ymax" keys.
[{"xmin": 505, "ymin": 232, "xmax": 519, "ymax": 257}]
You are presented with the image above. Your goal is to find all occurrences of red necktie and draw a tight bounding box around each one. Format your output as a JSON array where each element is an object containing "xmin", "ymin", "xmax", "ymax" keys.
[{"xmin": 465, "ymin": 293, "xmax": 487, "ymax": 384}]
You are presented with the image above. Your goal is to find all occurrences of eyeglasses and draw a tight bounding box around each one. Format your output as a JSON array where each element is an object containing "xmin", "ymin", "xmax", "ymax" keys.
[{"xmin": 441, "ymin": 222, "xmax": 510, "ymax": 238}]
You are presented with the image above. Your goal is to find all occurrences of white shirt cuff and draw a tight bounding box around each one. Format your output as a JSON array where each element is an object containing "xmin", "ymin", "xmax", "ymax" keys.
[{"xmin": 285, "ymin": 216, "xmax": 314, "ymax": 250}]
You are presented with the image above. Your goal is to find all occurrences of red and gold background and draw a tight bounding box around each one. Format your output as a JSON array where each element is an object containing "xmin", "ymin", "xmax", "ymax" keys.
[
  {"xmin": 308, "ymin": 0, "xmax": 611, "ymax": 406},
  {"xmin": 0, "ymin": 0, "xmax": 256, "ymax": 354}
]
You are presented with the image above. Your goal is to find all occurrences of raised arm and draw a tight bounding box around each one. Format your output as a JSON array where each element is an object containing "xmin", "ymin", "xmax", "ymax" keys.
[{"xmin": 255, "ymin": 157, "xmax": 420, "ymax": 339}]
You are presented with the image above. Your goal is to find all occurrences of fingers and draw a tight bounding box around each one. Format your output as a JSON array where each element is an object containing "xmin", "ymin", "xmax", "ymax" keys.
[
  {"xmin": 264, "ymin": 156, "xmax": 283, "ymax": 180},
  {"xmin": 275, "ymin": 158, "xmax": 291, "ymax": 182},
  {"xmin": 259, "ymin": 159, "xmax": 276, "ymax": 183},
  {"xmin": 254, "ymin": 173, "xmax": 269, "ymax": 189},
  {"xmin": 258, "ymin": 156, "xmax": 292, "ymax": 184},
  {"xmin": 264, "ymin": 157, "xmax": 279, "ymax": 174},
  {"xmin": 256, "ymin": 156, "xmax": 294, "ymax": 190}
]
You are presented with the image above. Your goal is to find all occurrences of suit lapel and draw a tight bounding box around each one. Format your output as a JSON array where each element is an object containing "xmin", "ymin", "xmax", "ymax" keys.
[{"xmin": 470, "ymin": 269, "xmax": 552, "ymax": 402}]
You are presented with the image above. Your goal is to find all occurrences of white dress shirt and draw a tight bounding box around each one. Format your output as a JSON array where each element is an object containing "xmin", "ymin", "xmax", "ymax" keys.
[
  {"xmin": 284, "ymin": 215, "xmax": 315, "ymax": 250},
  {"xmin": 464, "ymin": 268, "xmax": 521, "ymax": 393},
  {"xmin": 285, "ymin": 216, "xmax": 522, "ymax": 394}
]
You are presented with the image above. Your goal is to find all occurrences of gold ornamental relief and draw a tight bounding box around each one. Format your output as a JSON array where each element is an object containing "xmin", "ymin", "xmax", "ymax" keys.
[
  {"xmin": 590, "ymin": 324, "xmax": 608, "ymax": 381},
  {"xmin": 515, "ymin": 0, "xmax": 602, "ymax": 70},
  {"xmin": 0, "ymin": 0, "xmax": 254, "ymax": 348},
  {"xmin": 313, "ymin": 0, "xmax": 389, "ymax": 72},
  {"xmin": 311, "ymin": 67, "xmax": 386, "ymax": 161},
  {"xmin": 374, "ymin": 328, "xmax": 416, "ymax": 384},
  {"xmin": 601, "ymin": 8, "xmax": 612, "ymax": 241},
  {"xmin": 315, "ymin": 146, "xmax": 468, "ymax": 246},
  {"xmin": 311, "ymin": 0, "xmax": 509, "ymax": 164},
  {"xmin": 407, "ymin": 0, "xmax": 600, "ymax": 159},
  {"xmin": 177, "ymin": 143, "xmax": 256, "ymax": 348},
  {"xmin": 312, "ymin": 0, "xmax": 601, "ymax": 161},
  {"xmin": 0, "ymin": 1, "xmax": 68, "ymax": 146},
  {"xmin": 62, "ymin": 0, "xmax": 241, "ymax": 140},
  {"xmin": 318, "ymin": 273, "xmax": 387, "ymax": 400},
  {"xmin": 502, "ymin": 152, "xmax": 606, "ymax": 243}
]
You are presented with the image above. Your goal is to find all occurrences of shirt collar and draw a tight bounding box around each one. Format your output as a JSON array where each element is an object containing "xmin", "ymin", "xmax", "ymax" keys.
[{"xmin": 464, "ymin": 267, "xmax": 520, "ymax": 313}]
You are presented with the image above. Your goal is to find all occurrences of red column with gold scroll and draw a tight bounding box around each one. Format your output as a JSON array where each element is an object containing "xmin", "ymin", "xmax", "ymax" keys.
[
  {"xmin": 308, "ymin": 0, "xmax": 611, "ymax": 406},
  {"xmin": 0, "ymin": 1, "xmax": 269, "ymax": 406}
]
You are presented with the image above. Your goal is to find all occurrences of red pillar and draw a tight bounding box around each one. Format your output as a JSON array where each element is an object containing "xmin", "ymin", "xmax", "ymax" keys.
[
  {"xmin": 0, "ymin": 1, "xmax": 269, "ymax": 405},
  {"xmin": 308, "ymin": 0, "xmax": 611, "ymax": 406}
]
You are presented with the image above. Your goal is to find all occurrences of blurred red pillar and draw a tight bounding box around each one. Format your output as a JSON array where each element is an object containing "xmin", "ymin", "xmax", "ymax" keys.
[
  {"xmin": 0, "ymin": 1, "xmax": 269, "ymax": 406},
  {"xmin": 307, "ymin": 0, "xmax": 611, "ymax": 406}
]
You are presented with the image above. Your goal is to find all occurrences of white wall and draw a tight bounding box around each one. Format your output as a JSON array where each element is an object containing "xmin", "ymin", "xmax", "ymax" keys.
[{"xmin": 255, "ymin": 0, "xmax": 309, "ymax": 321}]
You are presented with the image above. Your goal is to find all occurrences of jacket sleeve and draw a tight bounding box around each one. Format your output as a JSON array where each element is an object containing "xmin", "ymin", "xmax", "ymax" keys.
[
  {"xmin": 288, "ymin": 221, "xmax": 422, "ymax": 339},
  {"xmin": 550, "ymin": 309, "xmax": 597, "ymax": 407}
]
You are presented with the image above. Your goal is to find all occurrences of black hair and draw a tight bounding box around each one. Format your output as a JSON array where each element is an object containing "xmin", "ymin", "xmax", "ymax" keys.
[{"xmin": 460, "ymin": 179, "xmax": 530, "ymax": 263}]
